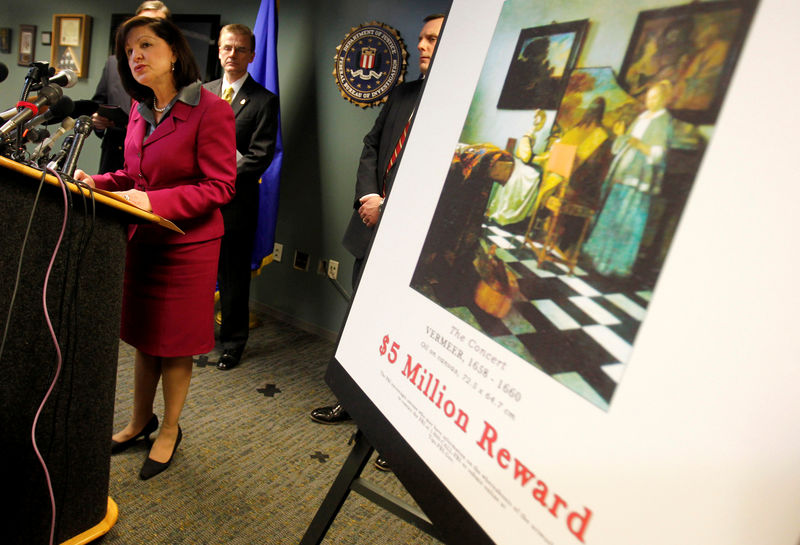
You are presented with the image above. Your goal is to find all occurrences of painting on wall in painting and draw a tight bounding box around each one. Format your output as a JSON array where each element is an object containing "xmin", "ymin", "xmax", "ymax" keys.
[
  {"xmin": 619, "ymin": 1, "xmax": 758, "ymax": 124},
  {"xmin": 496, "ymin": 19, "xmax": 588, "ymax": 111}
]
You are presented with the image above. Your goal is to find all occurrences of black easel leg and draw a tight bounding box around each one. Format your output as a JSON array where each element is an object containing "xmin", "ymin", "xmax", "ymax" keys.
[{"xmin": 299, "ymin": 429, "xmax": 374, "ymax": 545}]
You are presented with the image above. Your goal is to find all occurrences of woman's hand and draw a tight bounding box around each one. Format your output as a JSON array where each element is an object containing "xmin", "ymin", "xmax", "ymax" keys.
[
  {"xmin": 73, "ymin": 169, "xmax": 96, "ymax": 188},
  {"xmin": 117, "ymin": 189, "xmax": 152, "ymax": 212}
]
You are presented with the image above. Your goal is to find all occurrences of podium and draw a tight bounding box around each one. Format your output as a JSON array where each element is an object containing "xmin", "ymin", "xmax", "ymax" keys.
[{"xmin": 0, "ymin": 157, "xmax": 178, "ymax": 545}]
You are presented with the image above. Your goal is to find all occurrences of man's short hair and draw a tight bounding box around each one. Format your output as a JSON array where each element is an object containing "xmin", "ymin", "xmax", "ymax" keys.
[
  {"xmin": 219, "ymin": 24, "xmax": 256, "ymax": 52},
  {"xmin": 424, "ymin": 13, "xmax": 446, "ymax": 23},
  {"xmin": 135, "ymin": 0, "xmax": 171, "ymax": 19}
]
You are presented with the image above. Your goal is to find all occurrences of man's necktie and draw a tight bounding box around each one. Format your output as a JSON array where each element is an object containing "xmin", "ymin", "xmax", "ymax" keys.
[
  {"xmin": 221, "ymin": 87, "xmax": 234, "ymax": 104},
  {"xmin": 383, "ymin": 116, "xmax": 412, "ymax": 196}
]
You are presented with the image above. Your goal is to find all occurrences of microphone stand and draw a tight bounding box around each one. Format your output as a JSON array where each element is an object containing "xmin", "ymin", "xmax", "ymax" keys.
[{"xmin": 11, "ymin": 62, "xmax": 52, "ymax": 157}]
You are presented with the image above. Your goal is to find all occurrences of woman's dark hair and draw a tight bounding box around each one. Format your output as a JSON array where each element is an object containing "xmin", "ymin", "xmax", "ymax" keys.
[{"xmin": 115, "ymin": 16, "xmax": 201, "ymax": 103}]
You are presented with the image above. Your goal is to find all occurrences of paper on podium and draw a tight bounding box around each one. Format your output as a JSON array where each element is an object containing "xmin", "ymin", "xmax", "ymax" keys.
[{"xmin": 90, "ymin": 187, "xmax": 184, "ymax": 234}]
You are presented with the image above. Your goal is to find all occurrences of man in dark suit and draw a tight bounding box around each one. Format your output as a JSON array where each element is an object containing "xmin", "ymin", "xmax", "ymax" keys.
[
  {"xmin": 91, "ymin": 1, "xmax": 171, "ymax": 173},
  {"xmin": 311, "ymin": 14, "xmax": 445, "ymax": 471},
  {"xmin": 204, "ymin": 24, "xmax": 279, "ymax": 370}
]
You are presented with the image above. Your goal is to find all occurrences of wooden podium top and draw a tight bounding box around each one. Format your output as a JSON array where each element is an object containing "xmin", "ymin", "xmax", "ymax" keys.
[{"xmin": 0, "ymin": 156, "xmax": 183, "ymax": 234}]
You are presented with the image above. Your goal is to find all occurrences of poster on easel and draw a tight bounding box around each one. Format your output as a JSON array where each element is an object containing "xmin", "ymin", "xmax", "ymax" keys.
[{"xmin": 335, "ymin": 0, "xmax": 800, "ymax": 543}]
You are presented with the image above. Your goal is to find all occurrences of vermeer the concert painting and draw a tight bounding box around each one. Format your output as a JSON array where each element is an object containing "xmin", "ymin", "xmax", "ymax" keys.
[{"xmin": 410, "ymin": 0, "xmax": 757, "ymax": 410}]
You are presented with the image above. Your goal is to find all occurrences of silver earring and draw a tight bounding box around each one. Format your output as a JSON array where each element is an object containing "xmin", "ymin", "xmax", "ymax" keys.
[{"xmin": 171, "ymin": 62, "xmax": 175, "ymax": 71}]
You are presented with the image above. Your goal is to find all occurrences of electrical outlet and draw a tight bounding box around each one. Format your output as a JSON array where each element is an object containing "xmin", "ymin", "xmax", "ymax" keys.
[
  {"xmin": 273, "ymin": 242, "xmax": 283, "ymax": 263},
  {"xmin": 327, "ymin": 259, "xmax": 339, "ymax": 280},
  {"xmin": 293, "ymin": 250, "xmax": 310, "ymax": 271},
  {"xmin": 316, "ymin": 259, "xmax": 327, "ymax": 275}
]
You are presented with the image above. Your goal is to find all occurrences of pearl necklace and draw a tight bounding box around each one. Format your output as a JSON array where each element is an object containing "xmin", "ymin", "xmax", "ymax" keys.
[{"xmin": 153, "ymin": 98, "xmax": 167, "ymax": 113}]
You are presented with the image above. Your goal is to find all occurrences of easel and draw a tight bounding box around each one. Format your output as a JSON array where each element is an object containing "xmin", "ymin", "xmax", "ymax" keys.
[{"xmin": 300, "ymin": 429, "xmax": 445, "ymax": 544}]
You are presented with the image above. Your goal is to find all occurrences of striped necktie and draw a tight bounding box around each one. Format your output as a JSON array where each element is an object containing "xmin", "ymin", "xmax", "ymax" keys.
[{"xmin": 383, "ymin": 116, "xmax": 412, "ymax": 196}]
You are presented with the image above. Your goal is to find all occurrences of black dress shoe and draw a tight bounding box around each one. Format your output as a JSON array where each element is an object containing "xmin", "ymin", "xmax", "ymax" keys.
[
  {"xmin": 217, "ymin": 348, "xmax": 243, "ymax": 370},
  {"xmin": 374, "ymin": 454, "xmax": 391, "ymax": 472},
  {"xmin": 111, "ymin": 414, "xmax": 158, "ymax": 454},
  {"xmin": 310, "ymin": 403, "xmax": 351, "ymax": 424},
  {"xmin": 140, "ymin": 427, "xmax": 182, "ymax": 480}
]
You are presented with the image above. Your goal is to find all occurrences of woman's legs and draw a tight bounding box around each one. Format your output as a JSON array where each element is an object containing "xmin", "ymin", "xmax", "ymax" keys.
[
  {"xmin": 147, "ymin": 355, "xmax": 192, "ymax": 463},
  {"xmin": 112, "ymin": 349, "xmax": 161, "ymax": 443}
]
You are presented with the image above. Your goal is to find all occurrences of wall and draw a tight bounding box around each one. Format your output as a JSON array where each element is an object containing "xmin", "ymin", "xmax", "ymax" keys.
[{"xmin": 0, "ymin": 0, "xmax": 449, "ymax": 339}]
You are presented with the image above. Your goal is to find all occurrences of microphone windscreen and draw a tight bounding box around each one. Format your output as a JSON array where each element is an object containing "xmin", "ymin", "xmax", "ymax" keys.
[
  {"xmin": 0, "ymin": 63, "xmax": 8, "ymax": 84},
  {"xmin": 72, "ymin": 99, "xmax": 100, "ymax": 118}
]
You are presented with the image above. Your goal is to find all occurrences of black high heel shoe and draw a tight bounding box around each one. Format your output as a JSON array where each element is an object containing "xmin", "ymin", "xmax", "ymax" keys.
[
  {"xmin": 110, "ymin": 414, "xmax": 159, "ymax": 454},
  {"xmin": 139, "ymin": 426, "xmax": 182, "ymax": 480}
]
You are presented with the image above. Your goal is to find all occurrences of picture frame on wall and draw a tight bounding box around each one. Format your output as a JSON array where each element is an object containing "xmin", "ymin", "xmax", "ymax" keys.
[
  {"xmin": 496, "ymin": 19, "xmax": 589, "ymax": 110},
  {"xmin": 618, "ymin": 0, "xmax": 758, "ymax": 124},
  {"xmin": 51, "ymin": 14, "xmax": 92, "ymax": 78},
  {"xmin": 0, "ymin": 28, "xmax": 11, "ymax": 54},
  {"xmin": 18, "ymin": 25, "xmax": 36, "ymax": 66},
  {"xmin": 41, "ymin": 31, "xmax": 51, "ymax": 46}
]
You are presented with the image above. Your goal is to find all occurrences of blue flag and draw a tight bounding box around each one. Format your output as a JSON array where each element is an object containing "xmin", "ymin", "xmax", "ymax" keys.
[{"xmin": 249, "ymin": 0, "xmax": 283, "ymax": 271}]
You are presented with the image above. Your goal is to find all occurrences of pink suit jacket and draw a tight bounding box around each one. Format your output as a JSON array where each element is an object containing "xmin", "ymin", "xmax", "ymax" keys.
[{"xmin": 93, "ymin": 87, "xmax": 237, "ymax": 244}]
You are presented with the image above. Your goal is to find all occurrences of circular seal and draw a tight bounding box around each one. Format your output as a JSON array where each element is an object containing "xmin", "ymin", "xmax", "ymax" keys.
[{"xmin": 333, "ymin": 22, "xmax": 408, "ymax": 109}]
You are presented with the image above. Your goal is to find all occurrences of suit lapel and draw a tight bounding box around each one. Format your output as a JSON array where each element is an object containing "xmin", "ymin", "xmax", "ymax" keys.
[
  {"xmin": 207, "ymin": 79, "xmax": 223, "ymax": 98},
  {"xmin": 143, "ymin": 101, "xmax": 191, "ymax": 147},
  {"xmin": 231, "ymin": 76, "xmax": 253, "ymax": 117}
]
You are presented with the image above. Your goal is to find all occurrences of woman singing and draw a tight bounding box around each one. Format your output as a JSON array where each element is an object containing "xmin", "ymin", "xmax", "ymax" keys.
[{"xmin": 74, "ymin": 16, "xmax": 236, "ymax": 480}]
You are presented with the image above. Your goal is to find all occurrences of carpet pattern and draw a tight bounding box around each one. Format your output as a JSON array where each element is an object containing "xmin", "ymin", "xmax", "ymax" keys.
[{"xmin": 99, "ymin": 314, "xmax": 443, "ymax": 544}]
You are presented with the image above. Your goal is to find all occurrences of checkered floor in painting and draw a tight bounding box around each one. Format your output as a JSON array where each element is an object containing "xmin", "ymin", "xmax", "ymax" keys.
[{"xmin": 438, "ymin": 222, "xmax": 654, "ymax": 411}]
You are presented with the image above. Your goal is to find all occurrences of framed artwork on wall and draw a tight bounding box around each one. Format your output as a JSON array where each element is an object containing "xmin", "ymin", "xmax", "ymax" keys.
[
  {"xmin": 51, "ymin": 14, "xmax": 92, "ymax": 77},
  {"xmin": 18, "ymin": 25, "xmax": 36, "ymax": 66},
  {"xmin": 0, "ymin": 28, "xmax": 11, "ymax": 54},
  {"xmin": 41, "ymin": 31, "xmax": 51, "ymax": 46}
]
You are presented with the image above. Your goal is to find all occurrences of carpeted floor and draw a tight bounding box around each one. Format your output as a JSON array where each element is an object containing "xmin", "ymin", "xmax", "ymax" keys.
[{"xmin": 98, "ymin": 313, "xmax": 443, "ymax": 544}]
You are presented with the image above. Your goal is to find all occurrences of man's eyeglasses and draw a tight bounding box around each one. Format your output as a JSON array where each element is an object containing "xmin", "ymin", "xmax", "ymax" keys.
[{"xmin": 219, "ymin": 45, "xmax": 250, "ymax": 55}]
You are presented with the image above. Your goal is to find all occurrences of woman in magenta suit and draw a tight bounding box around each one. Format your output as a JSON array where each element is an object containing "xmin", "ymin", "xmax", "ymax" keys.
[{"xmin": 74, "ymin": 16, "xmax": 236, "ymax": 479}]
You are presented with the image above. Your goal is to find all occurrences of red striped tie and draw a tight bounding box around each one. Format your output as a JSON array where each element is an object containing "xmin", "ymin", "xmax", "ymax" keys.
[{"xmin": 383, "ymin": 117, "xmax": 411, "ymax": 196}]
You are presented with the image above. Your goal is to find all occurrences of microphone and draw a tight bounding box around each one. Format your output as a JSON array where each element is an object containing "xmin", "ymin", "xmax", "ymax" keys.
[
  {"xmin": 47, "ymin": 69, "xmax": 78, "ymax": 89},
  {"xmin": 24, "ymin": 95, "xmax": 74, "ymax": 129},
  {"xmin": 61, "ymin": 115, "xmax": 93, "ymax": 177},
  {"xmin": 0, "ymin": 106, "xmax": 18, "ymax": 121},
  {"xmin": 0, "ymin": 62, "xmax": 8, "ymax": 83},
  {"xmin": 47, "ymin": 135, "xmax": 74, "ymax": 170},
  {"xmin": 32, "ymin": 116, "xmax": 75, "ymax": 161},
  {"xmin": 23, "ymin": 126, "xmax": 49, "ymax": 144},
  {"xmin": 0, "ymin": 84, "xmax": 62, "ymax": 140}
]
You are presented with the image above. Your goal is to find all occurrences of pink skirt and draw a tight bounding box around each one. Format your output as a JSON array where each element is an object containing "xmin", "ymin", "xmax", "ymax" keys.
[{"xmin": 120, "ymin": 238, "xmax": 220, "ymax": 357}]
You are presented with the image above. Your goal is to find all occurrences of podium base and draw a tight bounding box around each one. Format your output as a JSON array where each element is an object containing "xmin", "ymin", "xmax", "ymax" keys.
[{"xmin": 60, "ymin": 497, "xmax": 119, "ymax": 545}]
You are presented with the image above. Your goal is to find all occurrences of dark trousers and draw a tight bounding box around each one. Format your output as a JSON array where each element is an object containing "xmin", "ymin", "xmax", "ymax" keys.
[
  {"xmin": 352, "ymin": 257, "xmax": 364, "ymax": 292},
  {"xmin": 217, "ymin": 226, "xmax": 257, "ymax": 352}
]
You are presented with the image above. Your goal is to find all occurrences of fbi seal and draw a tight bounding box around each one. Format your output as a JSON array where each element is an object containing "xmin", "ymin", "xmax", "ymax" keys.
[{"xmin": 333, "ymin": 22, "xmax": 408, "ymax": 109}]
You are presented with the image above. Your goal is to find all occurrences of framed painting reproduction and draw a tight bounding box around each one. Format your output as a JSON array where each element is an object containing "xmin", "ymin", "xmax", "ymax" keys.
[
  {"xmin": 18, "ymin": 25, "xmax": 36, "ymax": 66},
  {"xmin": 0, "ymin": 28, "xmax": 11, "ymax": 54},
  {"xmin": 619, "ymin": 0, "xmax": 758, "ymax": 124},
  {"xmin": 496, "ymin": 19, "xmax": 588, "ymax": 110},
  {"xmin": 51, "ymin": 14, "xmax": 92, "ymax": 77}
]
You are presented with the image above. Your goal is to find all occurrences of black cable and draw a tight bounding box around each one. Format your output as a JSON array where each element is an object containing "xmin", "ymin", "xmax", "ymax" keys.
[{"xmin": 0, "ymin": 168, "xmax": 48, "ymax": 362}]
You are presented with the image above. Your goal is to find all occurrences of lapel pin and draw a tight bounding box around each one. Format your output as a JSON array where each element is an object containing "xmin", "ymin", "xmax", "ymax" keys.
[{"xmin": 240, "ymin": 98, "xmax": 247, "ymax": 105}]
